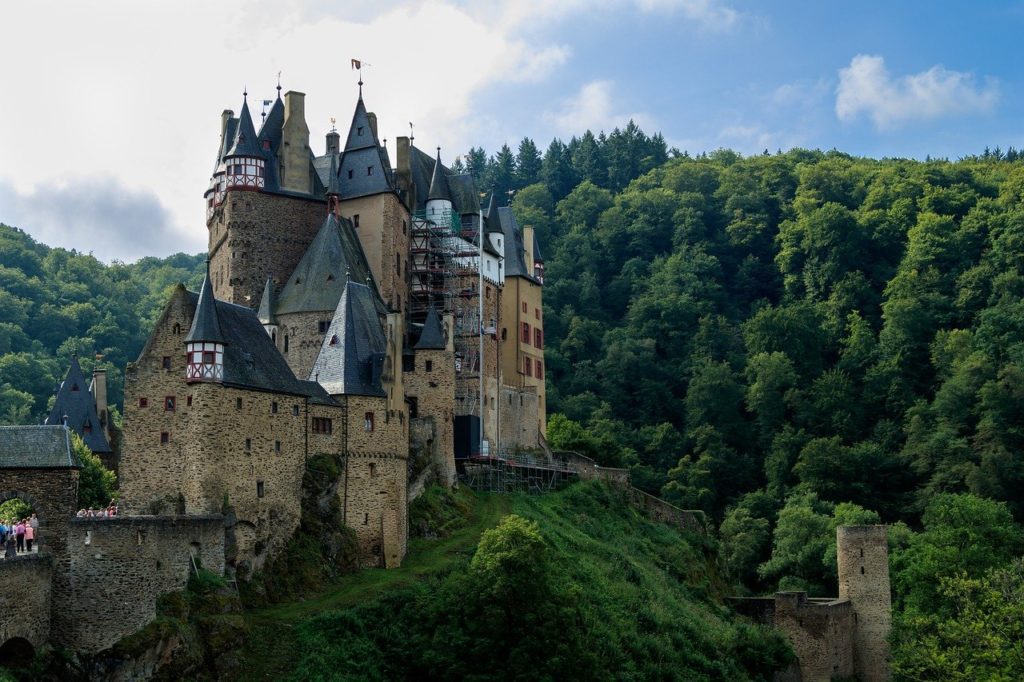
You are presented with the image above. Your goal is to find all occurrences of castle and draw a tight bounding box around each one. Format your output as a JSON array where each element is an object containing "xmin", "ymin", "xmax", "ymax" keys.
[{"xmin": 114, "ymin": 80, "xmax": 548, "ymax": 576}]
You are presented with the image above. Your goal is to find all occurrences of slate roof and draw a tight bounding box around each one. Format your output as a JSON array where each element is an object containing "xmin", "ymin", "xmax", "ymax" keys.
[
  {"xmin": 409, "ymin": 146, "xmax": 481, "ymax": 215},
  {"xmin": 0, "ymin": 425, "xmax": 81, "ymax": 469},
  {"xmin": 427, "ymin": 151, "xmax": 452, "ymax": 202},
  {"xmin": 43, "ymin": 356, "xmax": 111, "ymax": 453},
  {"xmin": 185, "ymin": 269, "xmax": 227, "ymax": 344},
  {"xmin": 309, "ymin": 282, "xmax": 387, "ymax": 397},
  {"xmin": 180, "ymin": 288, "xmax": 335, "ymax": 404},
  {"xmin": 497, "ymin": 206, "xmax": 537, "ymax": 281},
  {"xmin": 225, "ymin": 98, "xmax": 262, "ymax": 159},
  {"xmin": 415, "ymin": 306, "xmax": 447, "ymax": 350},
  {"xmin": 257, "ymin": 278, "xmax": 275, "ymax": 325},
  {"xmin": 335, "ymin": 96, "xmax": 395, "ymax": 200},
  {"xmin": 275, "ymin": 214, "xmax": 383, "ymax": 317}
]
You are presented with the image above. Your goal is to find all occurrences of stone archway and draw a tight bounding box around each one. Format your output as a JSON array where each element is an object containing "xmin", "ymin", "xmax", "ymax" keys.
[
  {"xmin": 0, "ymin": 490, "xmax": 46, "ymax": 553},
  {"xmin": 0, "ymin": 636, "xmax": 35, "ymax": 667}
]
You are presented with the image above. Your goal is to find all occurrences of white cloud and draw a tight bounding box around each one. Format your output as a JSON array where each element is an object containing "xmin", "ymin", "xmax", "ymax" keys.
[
  {"xmin": 545, "ymin": 80, "xmax": 655, "ymax": 137},
  {"xmin": 835, "ymin": 54, "xmax": 998, "ymax": 130},
  {"xmin": 634, "ymin": 0, "xmax": 739, "ymax": 28}
]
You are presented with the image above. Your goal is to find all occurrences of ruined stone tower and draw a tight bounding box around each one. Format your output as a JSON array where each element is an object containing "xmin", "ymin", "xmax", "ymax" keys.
[{"xmin": 837, "ymin": 525, "xmax": 891, "ymax": 682}]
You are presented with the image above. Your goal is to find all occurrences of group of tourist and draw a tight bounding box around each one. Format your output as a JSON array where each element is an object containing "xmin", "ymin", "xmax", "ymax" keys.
[
  {"xmin": 76, "ymin": 502, "xmax": 118, "ymax": 518},
  {"xmin": 0, "ymin": 515, "xmax": 38, "ymax": 558}
]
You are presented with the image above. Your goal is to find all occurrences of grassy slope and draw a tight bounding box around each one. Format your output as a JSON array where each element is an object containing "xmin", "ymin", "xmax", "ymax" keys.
[
  {"xmin": 231, "ymin": 491, "xmax": 510, "ymax": 680},
  {"xmin": 229, "ymin": 483, "xmax": 783, "ymax": 681}
]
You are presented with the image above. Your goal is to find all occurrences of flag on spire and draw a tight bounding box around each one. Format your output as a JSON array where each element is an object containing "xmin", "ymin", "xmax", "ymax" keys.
[{"xmin": 351, "ymin": 59, "xmax": 361, "ymax": 70}]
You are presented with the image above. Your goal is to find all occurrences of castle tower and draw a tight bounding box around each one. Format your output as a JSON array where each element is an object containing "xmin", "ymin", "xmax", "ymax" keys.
[
  {"xmin": 406, "ymin": 306, "xmax": 456, "ymax": 484},
  {"xmin": 426, "ymin": 149, "xmax": 453, "ymax": 224},
  {"xmin": 837, "ymin": 525, "xmax": 891, "ymax": 682},
  {"xmin": 184, "ymin": 267, "xmax": 226, "ymax": 383}
]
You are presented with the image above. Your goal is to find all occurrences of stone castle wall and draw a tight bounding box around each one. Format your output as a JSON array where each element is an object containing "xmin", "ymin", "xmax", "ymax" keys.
[
  {"xmin": 498, "ymin": 384, "xmax": 540, "ymax": 451},
  {"xmin": 0, "ymin": 555, "xmax": 52, "ymax": 653},
  {"xmin": 337, "ymin": 193, "xmax": 410, "ymax": 313},
  {"xmin": 59, "ymin": 515, "xmax": 224, "ymax": 654},
  {"xmin": 339, "ymin": 394, "xmax": 408, "ymax": 568},
  {"xmin": 276, "ymin": 310, "xmax": 332, "ymax": 381},
  {"xmin": 208, "ymin": 190, "xmax": 326, "ymax": 307},
  {"xmin": 838, "ymin": 525, "xmax": 892, "ymax": 682},
  {"xmin": 405, "ymin": 348, "xmax": 456, "ymax": 484},
  {"xmin": 772, "ymin": 593, "xmax": 855, "ymax": 682}
]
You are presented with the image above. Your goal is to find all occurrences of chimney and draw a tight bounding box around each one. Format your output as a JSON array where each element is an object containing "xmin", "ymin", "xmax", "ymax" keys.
[
  {"xmin": 326, "ymin": 130, "xmax": 340, "ymax": 154},
  {"xmin": 396, "ymin": 136, "xmax": 414, "ymax": 210},
  {"xmin": 522, "ymin": 225, "xmax": 534, "ymax": 265},
  {"xmin": 280, "ymin": 91, "xmax": 311, "ymax": 194},
  {"xmin": 92, "ymin": 368, "xmax": 109, "ymax": 434},
  {"xmin": 367, "ymin": 112, "xmax": 378, "ymax": 139},
  {"xmin": 220, "ymin": 109, "xmax": 234, "ymax": 140}
]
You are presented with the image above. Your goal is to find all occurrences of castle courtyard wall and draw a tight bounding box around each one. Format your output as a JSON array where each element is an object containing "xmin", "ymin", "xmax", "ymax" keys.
[
  {"xmin": 405, "ymin": 348, "xmax": 456, "ymax": 484},
  {"xmin": 57, "ymin": 515, "xmax": 224, "ymax": 654},
  {"xmin": 0, "ymin": 555, "xmax": 52, "ymax": 653}
]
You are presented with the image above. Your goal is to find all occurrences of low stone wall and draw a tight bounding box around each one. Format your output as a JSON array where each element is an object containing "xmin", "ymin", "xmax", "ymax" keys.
[
  {"xmin": 0, "ymin": 554, "xmax": 52, "ymax": 652},
  {"xmin": 57, "ymin": 515, "xmax": 224, "ymax": 654}
]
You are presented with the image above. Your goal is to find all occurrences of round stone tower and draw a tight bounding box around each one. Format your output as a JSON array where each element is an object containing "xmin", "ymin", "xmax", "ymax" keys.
[{"xmin": 837, "ymin": 525, "xmax": 891, "ymax": 682}]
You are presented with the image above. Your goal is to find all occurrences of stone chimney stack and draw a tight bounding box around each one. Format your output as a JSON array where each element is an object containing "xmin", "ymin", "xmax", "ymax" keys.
[
  {"xmin": 220, "ymin": 109, "xmax": 234, "ymax": 142},
  {"xmin": 396, "ymin": 136, "xmax": 414, "ymax": 210},
  {"xmin": 522, "ymin": 225, "xmax": 535, "ymax": 266},
  {"xmin": 92, "ymin": 367, "xmax": 109, "ymax": 437},
  {"xmin": 280, "ymin": 91, "xmax": 311, "ymax": 194},
  {"xmin": 367, "ymin": 112, "xmax": 378, "ymax": 139}
]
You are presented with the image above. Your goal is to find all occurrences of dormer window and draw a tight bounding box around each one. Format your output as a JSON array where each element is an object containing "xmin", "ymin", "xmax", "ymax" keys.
[
  {"xmin": 348, "ymin": 169, "xmax": 354, "ymax": 179},
  {"xmin": 262, "ymin": 140, "xmax": 271, "ymax": 150},
  {"xmin": 367, "ymin": 166, "xmax": 373, "ymax": 176},
  {"xmin": 357, "ymin": 126, "xmax": 364, "ymax": 135}
]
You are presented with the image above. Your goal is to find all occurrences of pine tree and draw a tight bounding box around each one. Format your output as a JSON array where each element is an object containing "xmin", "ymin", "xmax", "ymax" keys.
[{"xmin": 515, "ymin": 137, "xmax": 543, "ymax": 189}]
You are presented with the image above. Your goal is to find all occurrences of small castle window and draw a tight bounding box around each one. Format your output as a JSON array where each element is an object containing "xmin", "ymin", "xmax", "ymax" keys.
[
  {"xmin": 257, "ymin": 481, "xmax": 265, "ymax": 498},
  {"xmin": 173, "ymin": 323, "xmax": 181, "ymax": 334},
  {"xmin": 369, "ymin": 463, "xmax": 376, "ymax": 477},
  {"xmin": 522, "ymin": 302, "xmax": 528, "ymax": 313},
  {"xmin": 357, "ymin": 126, "xmax": 364, "ymax": 136},
  {"xmin": 367, "ymin": 166, "xmax": 373, "ymax": 176},
  {"xmin": 203, "ymin": 351, "xmax": 215, "ymax": 364},
  {"xmin": 236, "ymin": 397, "xmax": 243, "ymax": 410},
  {"xmin": 160, "ymin": 432, "xmax": 169, "ymax": 445},
  {"xmin": 860, "ymin": 548, "xmax": 864, "ymax": 557},
  {"xmin": 275, "ymin": 440, "xmax": 281, "ymax": 453},
  {"xmin": 318, "ymin": 320, "xmax": 330, "ymax": 334},
  {"xmin": 536, "ymin": 360, "xmax": 543, "ymax": 380},
  {"xmin": 485, "ymin": 286, "xmax": 490, "ymax": 299},
  {"xmin": 245, "ymin": 438, "xmax": 251, "ymax": 451},
  {"xmin": 425, "ymin": 360, "xmax": 433, "ymax": 373},
  {"xmin": 271, "ymin": 401, "xmax": 278, "ymax": 414},
  {"xmin": 139, "ymin": 398, "xmax": 148, "ymax": 408},
  {"xmin": 402, "ymin": 220, "xmax": 406, "ymax": 235},
  {"xmin": 292, "ymin": 405, "xmax": 300, "ymax": 416},
  {"xmin": 535, "ymin": 308, "xmax": 541, "ymax": 320},
  {"xmin": 187, "ymin": 395, "xmax": 193, "ymax": 407},
  {"xmin": 363, "ymin": 513, "xmax": 369, "ymax": 525},
  {"xmin": 501, "ymin": 328, "xmax": 507, "ymax": 340},
  {"xmin": 164, "ymin": 396, "xmax": 175, "ymax": 411},
  {"xmin": 284, "ymin": 335, "xmax": 289, "ymax": 353},
  {"xmin": 364, "ymin": 412, "xmax": 374, "ymax": 432},
  {"xmin": 861, "ymin": 566, "xmax": 865, "ymax": 575},
  {"xmin": 348, "ymin": 169, "xmax": 353, "ymax": 180},
  {"xmin": 353, "ymin": 214, "xmax": 360, "ymax": 228},
  {"xmin": 312, "ymin": 417, "xmax": 332, "ymax": 434},
  {"xmin": 524, "ymin": 357, "xmax": 532, "ymax": 377},
  {"xmin": 71, "ymin": 383, "xmax": 79, "ymax": 392}
]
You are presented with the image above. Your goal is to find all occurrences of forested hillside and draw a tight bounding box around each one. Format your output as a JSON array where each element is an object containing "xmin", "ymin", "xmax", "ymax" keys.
[
  {"xmin": 0, "ymin": 225, "xmax": 205, "ymax": 423},
  {"xmin": 473, "ymin": 129, "xmax": 1024, "ymax": 677}
]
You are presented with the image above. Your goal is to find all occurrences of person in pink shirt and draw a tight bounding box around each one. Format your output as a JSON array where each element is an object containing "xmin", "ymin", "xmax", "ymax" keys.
[
  {"xmin": 24, "ymin": 523, "xmax": 34, "ymax": 553},
  {"xmin": 14, "ymin": 521, "xmax": 25, "ymax": 553}
]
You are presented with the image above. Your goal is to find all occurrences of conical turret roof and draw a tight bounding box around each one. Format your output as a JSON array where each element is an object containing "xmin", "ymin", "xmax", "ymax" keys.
[
  {"xmin": 326, "ymin": 151, "xmax": 341, "ymax": 196},
  {"xmin": 185, "ymin": 266, "xmax": 227, "ymax": 344},
  {"xmin": 44, "ymin": 356, "xmax": 111, "ymax": 454},
  {"xmin": 427, "ymin": 150, "xmax": 452, "ymax": 202},
  {"xmin": 276, "ymin": 214, "xmax": 381, "ymax": 316},
  {"xmin": 225, "ymin": 97, "xmax": 261, "ymax": 158},
  {"xmin": 309, "ymin": 281, "xmax": 387, "ymax": 397},
  {"xmin": 415, "ymin": 306, "xmax": 447, "ymax": 350},
  {"xmin": 337, "ymin": 92, "xmax": 394, "ymax": 200}
]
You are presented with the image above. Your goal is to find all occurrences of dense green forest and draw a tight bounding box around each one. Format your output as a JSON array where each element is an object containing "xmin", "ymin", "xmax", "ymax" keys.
[
  {"xmin": 471, "ymin": 127, "xmax": 1024, "ymax": 677},
  {"xmin": 0, "ymin": 225, "xmax": 205, "ymax": 423}
]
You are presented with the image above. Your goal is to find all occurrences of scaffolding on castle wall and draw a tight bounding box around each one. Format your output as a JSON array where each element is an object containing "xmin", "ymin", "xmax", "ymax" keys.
[
  {"xmin": 408, "ymin": 208, "xmax": 483, "ymax": 427},
  {"xmin": 458, "ymin": 450, "xmax": 576, "ymax": 494}
]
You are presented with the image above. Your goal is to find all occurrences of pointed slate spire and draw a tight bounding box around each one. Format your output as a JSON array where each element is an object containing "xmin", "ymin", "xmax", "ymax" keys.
[
  {"xmin": 185, "ymin": 264, "xmax": 226, "ymax": 344},
  {"xmin": 257, "ymin": 278, "xmax": 276, "ymax": 325},
  {"xmin": 337, "ymin": 92, "xmax": 395, "ymax": 200},
  {"xmin": 225, "ymin": 96, "xmax": 261, "ymax": 158},
  {"xmin": 344, "ymin": 96, "xmax": 376, "ymax": 152},
  {"xmin": 258, "ymin": 95, "xmax": 285, "ymax": 153},
  {"xmin": 427, "ymin": 149, "xmax": 452, "ymax": 202},
  {"xmin": 415, "ymin": 305, "xmax": 446, "ymax": 350}
]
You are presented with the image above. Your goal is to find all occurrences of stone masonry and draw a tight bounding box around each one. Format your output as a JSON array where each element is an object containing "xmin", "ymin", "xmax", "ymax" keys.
[{"xmin": 0, "ymin": 555, "xmax": 52, "ymax": 654}]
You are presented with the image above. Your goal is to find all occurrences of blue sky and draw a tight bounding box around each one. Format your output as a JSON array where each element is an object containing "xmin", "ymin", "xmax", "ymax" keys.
[{"xmin": 1, "ymin": 0, "xmax": 1021, "ymax": 261}]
